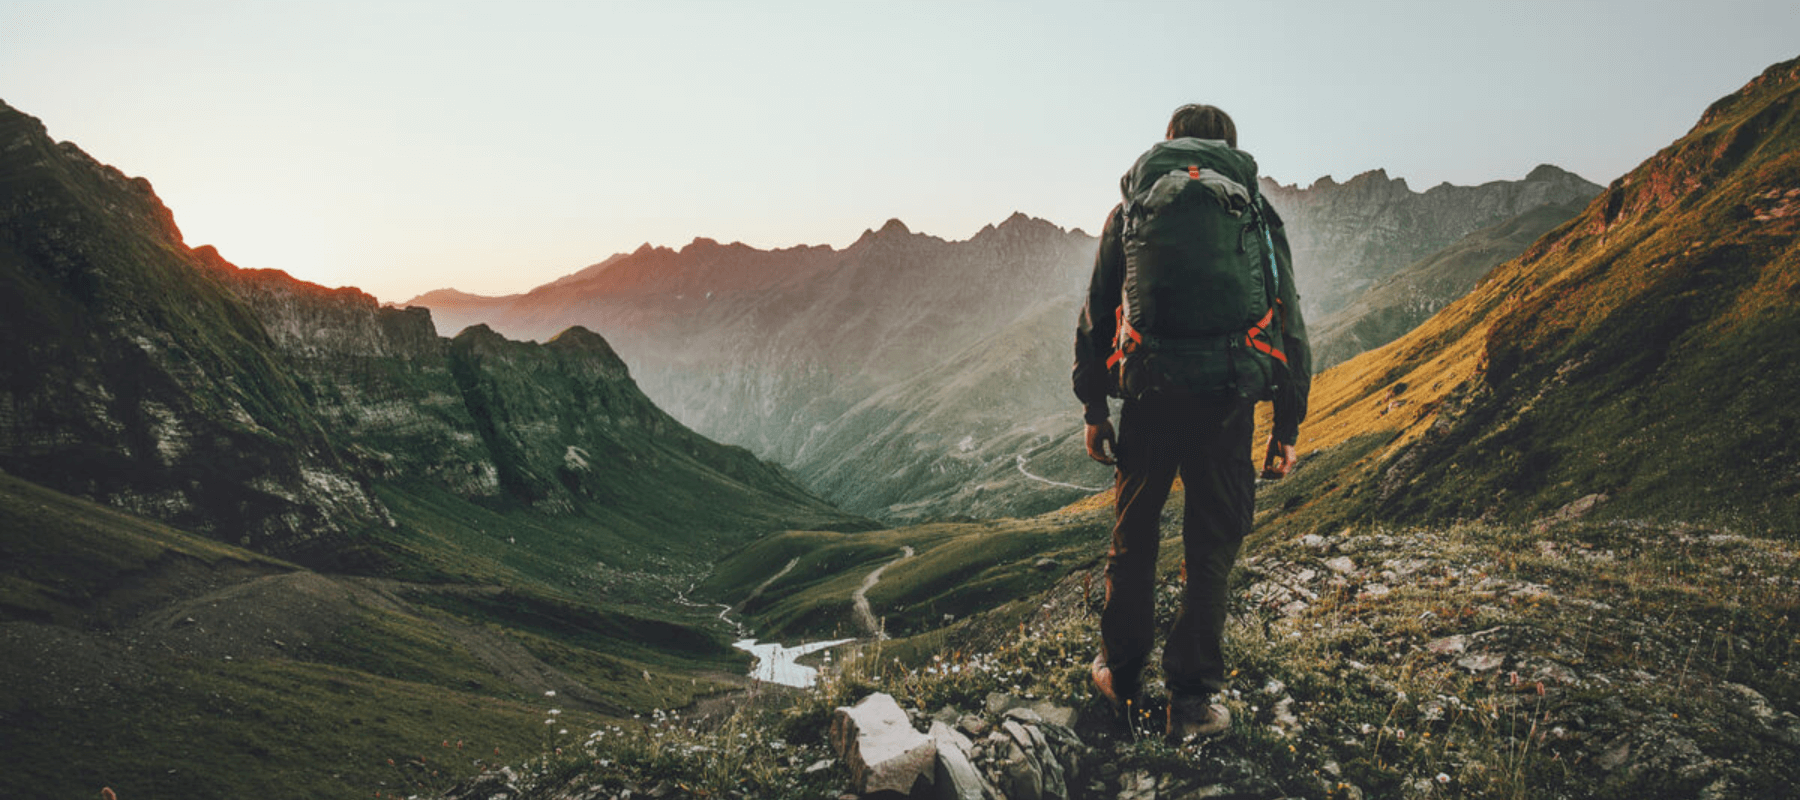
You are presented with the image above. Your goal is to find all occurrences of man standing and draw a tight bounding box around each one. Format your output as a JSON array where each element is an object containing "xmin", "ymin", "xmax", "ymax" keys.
[{"xmin": 1072, "ymin": 104, "xmax": 1311, "ymax": 741}]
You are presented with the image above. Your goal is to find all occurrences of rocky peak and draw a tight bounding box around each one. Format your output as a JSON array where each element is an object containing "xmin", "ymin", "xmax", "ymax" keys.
[
  {"xmin": 1698, "ymin": 54, "xmax": 1800, "ymax": 127},
  {"xmin": 405, "ymin": 287, "xmax": 493, "ymax": 305},
  {"xmin": 680, "ymin": 236, "xmax": 721, "ymax": 254},
  {"xmin": 450, "ymin": 322, "xmax": 507, "ymax": 351},
  {"xmin": 1343, "ymin": 167, "xmax": 1401, "ymax": 187},
  {"xmin": 851, "ymin": 217, "xmax": 914, "ymax": 249},
  {"xmin": 545, "ymin": 325, "xmax": 631, "ymax": 378},
  {"xmin": 1525, "ymin": 163, "xmax": 1580, "ymax": 183},
  {"xmin": 982, "ymin": 211, "xmax": 1060, "ymax": 238}
]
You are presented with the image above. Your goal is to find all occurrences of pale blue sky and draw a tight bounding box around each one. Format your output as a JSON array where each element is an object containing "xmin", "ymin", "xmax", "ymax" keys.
[{"xmin": 4, "ymin": 1, "xmax": 1797, "ymax": 301}]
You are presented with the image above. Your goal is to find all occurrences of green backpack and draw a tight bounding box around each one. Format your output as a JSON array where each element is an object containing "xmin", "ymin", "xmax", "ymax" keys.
[{"xmin": 1107, "ymin": 137, "xmax": 1287, "ymax": 400}]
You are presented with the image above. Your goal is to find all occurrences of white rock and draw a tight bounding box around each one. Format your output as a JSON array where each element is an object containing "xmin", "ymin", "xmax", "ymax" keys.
[{"xmin": 830, "ymin": 693, "xmax": 937, "ymax": 795}]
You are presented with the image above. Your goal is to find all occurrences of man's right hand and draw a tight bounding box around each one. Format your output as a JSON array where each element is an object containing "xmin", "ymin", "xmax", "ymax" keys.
[
  {"xmin": 1261, "ymin": 434, "xmax": 1296, "ymax": 480},
  {"xmin": 1085, "ymin": 421, "xmax": 1117, "ymax": 465}
]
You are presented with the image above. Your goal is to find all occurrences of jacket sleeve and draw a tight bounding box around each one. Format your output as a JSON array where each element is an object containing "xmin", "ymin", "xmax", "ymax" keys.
[
  {"xmin": 1265, "ymin": 199, "xmax": 1312, "ymax": 445},
  {"xmin": 1073, "ymin": 204, "xmax": 1126, "ymax": 424}
]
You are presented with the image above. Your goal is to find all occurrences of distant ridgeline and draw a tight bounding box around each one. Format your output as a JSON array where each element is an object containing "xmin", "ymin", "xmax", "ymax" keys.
[
  {"xmin": 406, "ymin": 166, "xmax": 1602, "ymax": 523},
  {"xmin": 1262, "ymin": 164, "xmax": 1603, "ymax": 324},
  {"xmin": 0, "ymin": 98, "xmax": 866, "ymax": 575}
]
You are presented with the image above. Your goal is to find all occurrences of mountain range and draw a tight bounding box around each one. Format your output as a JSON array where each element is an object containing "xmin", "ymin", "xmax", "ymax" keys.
[{"xmin": 406, "ymin": 165, "xmax": 1599, "ymax": 523}]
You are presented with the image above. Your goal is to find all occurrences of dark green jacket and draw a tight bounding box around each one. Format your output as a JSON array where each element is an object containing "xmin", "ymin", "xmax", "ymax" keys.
[{"xmin": 1072, "ymin": 199, "xmax": 1312, "ymax": 444}]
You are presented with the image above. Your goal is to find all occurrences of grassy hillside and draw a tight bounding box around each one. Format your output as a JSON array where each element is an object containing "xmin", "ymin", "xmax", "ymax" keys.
[
  {"xmin": 0, "ymin": 471, "xmax": 762, "ymax": 799},
  {"xmin": 701, "ymin": 511, "xmax": 1107, "ymax": 642}
]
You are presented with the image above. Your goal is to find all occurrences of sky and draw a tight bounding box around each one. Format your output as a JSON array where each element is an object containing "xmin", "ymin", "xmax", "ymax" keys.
[{"xmin": 3, "ymin": 1, "xmax": 1798, "ymax": 303}]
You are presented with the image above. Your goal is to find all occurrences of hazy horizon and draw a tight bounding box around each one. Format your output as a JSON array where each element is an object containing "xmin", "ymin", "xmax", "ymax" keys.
[{"xmin": 4, "ymin": 0, "xmax": 1798, "ymax": 302}]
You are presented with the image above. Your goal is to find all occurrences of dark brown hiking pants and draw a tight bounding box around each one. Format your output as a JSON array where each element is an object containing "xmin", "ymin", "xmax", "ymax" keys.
[{"xmin": 1099, "ymin": 393, "xmax": 1255, "ymax": 699}]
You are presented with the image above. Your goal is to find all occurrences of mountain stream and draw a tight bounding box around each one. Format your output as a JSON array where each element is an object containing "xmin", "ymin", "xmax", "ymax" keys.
[{"xmin": 677, "ymin": 557, "xmax": 872, "ymax": 688}]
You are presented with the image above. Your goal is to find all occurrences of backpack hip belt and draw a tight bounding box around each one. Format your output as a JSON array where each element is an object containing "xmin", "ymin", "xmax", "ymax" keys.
[{"xmin": 1108, "ymin": 305, "xmax": 1287, "ymax": 368}]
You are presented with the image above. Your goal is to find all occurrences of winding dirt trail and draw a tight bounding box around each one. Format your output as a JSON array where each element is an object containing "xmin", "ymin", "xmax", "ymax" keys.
[
  {"xmin": 735, "ymin": 557, "xmax": 800, "ymax": 615},
  {"xmin": 1014, "ymin": 452, "xmax": 1109, "ymax": 493},
  {"xmin": 851, "ymin": 546, "xmax": 914, "ymax": 638}
]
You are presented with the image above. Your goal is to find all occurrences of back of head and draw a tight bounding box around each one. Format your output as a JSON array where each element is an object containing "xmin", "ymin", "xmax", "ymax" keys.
[{"xmin": 1166, "ymin": 104, "xmax": 1237, "ymax": 148}]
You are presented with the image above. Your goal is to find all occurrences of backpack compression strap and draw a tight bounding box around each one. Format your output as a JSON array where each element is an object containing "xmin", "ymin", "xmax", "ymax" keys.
[
  {"xmin": 1245, "ymin": 305, "xmax": 1289, "ymax": 366},
  {"xmin": 1105, "ymin": 305, "xmax": 1143, "ymax": 369}
]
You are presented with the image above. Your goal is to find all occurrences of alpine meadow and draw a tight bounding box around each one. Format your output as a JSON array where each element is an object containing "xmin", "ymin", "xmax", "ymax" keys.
[{"xmin": 2, "ymin": 46, "xmax": 1798, "ymax": 800}]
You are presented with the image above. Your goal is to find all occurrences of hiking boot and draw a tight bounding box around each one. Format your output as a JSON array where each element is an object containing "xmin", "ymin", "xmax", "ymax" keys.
[
  {"xmin": 1166, "ymin": 693, "xmax": 1230, "ymax": 741},
  {"xmin": 1090, "ymin": 653, "xmax": 1140, "ymax": 719}
]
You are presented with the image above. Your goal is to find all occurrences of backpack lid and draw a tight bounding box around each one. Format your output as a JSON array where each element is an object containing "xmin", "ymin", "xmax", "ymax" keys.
[{"xmin": 1120, "ymin": 138, "xmax": 1260, "ymax": 204}]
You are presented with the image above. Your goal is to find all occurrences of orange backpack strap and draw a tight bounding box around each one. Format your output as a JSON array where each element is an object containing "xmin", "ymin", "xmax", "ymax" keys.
[
  {"xmin": 1244, "ymin": 306, "xmax": 1288, "ymax": 366},
  {"xmin": 1106, "ymin": 305, "xmax": 1143, "ymax": 369}
]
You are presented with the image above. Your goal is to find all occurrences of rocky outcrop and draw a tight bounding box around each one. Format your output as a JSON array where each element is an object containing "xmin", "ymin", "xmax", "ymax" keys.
[{"xmin": 823, "ymin": 692, "xmax": 1092, "ymax": 800}]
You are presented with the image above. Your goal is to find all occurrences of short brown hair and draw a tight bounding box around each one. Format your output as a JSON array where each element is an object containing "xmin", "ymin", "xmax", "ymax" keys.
[{"xmin": 1166, "ymin": 104, "xmax": 1237, "ymax": 147}]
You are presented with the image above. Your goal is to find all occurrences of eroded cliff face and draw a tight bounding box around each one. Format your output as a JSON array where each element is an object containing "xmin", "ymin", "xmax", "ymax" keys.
[
  {"xmin": 1263, "ymin": 164, "xmax": 1603, "ymax": 322},
  {"xmin": 0, "ymin": 100, "xmax": 390, "ymax": 562},
  {"xmin": 206, "ymin": 246, "xmax": 860, "ymax": 542}
]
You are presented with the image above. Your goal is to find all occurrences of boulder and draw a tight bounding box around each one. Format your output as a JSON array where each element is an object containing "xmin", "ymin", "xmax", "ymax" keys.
[
  {"xmin": 929, "ymin": 720, "xmax": 992, "ymax": 800},
  {"xmin": 830, "ymin": 693, "xmax": 937, "ymax": 795}
]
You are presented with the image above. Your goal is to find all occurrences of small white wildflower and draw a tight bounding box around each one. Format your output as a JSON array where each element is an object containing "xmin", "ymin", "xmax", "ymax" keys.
[
  {"xmin": 1436, "ymin": 773, "xmax": 1451, "ymax": 784},
  {"xmin": 548, "ymin": 709, "xmax": 561, "ymax": 716},
  {"xmin": 544, "ymin": 690, "xmax": 556, "ymax": 697}
]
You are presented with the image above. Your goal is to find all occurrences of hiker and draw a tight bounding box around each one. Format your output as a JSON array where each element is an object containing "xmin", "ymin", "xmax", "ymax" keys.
[{"xmin": 1072, "ymin": 103, "xmax": 1312, "ymax": 741}]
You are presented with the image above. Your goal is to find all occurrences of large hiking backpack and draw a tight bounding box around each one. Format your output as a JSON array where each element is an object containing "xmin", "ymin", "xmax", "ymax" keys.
[{"xmin": 1107, "ymin": 137, "xmax": 1288, "ymax": 400}]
